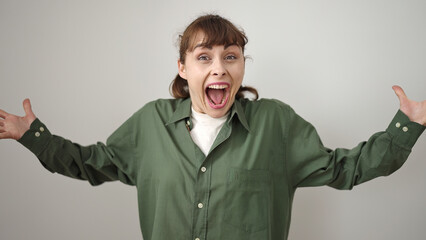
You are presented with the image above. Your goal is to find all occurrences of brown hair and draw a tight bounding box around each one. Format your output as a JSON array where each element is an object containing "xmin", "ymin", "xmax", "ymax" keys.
[{"xmin": 170, "ymin": 14, "xmax": 258, "ymax": 100}]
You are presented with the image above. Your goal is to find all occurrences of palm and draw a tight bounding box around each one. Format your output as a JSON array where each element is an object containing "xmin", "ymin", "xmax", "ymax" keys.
[
  {"xmin": 0, "ymin": 99, "xmax": 36, "ymax": 140},
  {"xmin": 393, "ymin": 86, "xmax": 426, "ymax": 126}
]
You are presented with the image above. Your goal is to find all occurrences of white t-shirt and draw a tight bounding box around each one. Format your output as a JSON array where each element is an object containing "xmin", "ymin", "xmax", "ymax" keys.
[{"xmin": 189, "ymin": 107, "xmax": 229, "ymax": 156}]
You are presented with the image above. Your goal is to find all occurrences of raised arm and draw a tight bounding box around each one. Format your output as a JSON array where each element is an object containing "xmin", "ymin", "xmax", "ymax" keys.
[
  {"xmin": 285, "ymin": 86, "xmax": 425, "ymax": 189},
  {"xmin": 0, "ymin": 99, "xmax": 36, "ymax": 140},
  {"xmin": 1, "ymin": 99, "xmax": 136, "ymax": 186}
]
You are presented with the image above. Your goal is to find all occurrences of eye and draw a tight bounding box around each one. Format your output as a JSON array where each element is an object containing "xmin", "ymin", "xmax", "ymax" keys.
[
  {"xmin": 225, "ymin": 54, "xmax": 237, "ymax": 60},
  {"xmin": 198, "ymin": 55, "xmax": 210, "ymax": 61}
]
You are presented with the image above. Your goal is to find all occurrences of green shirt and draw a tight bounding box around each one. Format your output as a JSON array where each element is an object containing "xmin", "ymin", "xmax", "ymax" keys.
[{"xmin": 18, "ymin": 98, "xmax": 425, "ymax": 240}]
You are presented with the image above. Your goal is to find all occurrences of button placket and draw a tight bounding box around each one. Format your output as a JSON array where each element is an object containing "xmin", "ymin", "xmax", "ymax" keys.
[{"xmin": 192, "ymin": 160, "xmax": 211, "ymax": 240}]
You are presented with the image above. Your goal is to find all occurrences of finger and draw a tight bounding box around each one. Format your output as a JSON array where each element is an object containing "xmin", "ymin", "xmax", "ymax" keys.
[
  {"xmin": 392, "ymin": 85, "xmax": 408, "ymax": 105},
  {"xmin": 0, "ymin": 132, "xmax": 11, "ymax": 139},
  {"xmin": 23, "ymin": 98, "xmax": 34, "ymax": 117},
  {"xmin": 0, "ymin": 109, "xmax": 8, "ymax": 119},
  {"xmin": 0, "ymin": 120, "xmax": 6, "ymax": 132}
]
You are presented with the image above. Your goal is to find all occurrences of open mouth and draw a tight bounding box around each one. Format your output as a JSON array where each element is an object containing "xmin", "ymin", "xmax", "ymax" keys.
[{"xmin": 205, "ymin": 82, "xmax": 230, "ymax": 109}]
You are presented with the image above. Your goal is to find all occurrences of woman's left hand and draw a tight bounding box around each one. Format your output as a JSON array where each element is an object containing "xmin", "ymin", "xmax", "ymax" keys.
[{"xmin": 393, "ymin": 85, "xmax": 426, "ymax": 126}]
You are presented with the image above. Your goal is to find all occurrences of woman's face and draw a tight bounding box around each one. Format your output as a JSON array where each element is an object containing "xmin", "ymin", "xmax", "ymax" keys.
[{"xmin": 178, "ymin": 34, "xmax": 245, "ymax": 118}]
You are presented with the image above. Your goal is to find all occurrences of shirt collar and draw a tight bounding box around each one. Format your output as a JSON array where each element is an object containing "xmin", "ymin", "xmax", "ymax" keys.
[
  {"xmin": 229, "ymin": 99, "xmax": 250, "ymax": 132},
  {"xmin": 165, "ymin": 98, "xmax": 192, "ymax": 126},
  {"xmin": 165, "ymin": 98, "xmax": 250, "ymax": 132}
]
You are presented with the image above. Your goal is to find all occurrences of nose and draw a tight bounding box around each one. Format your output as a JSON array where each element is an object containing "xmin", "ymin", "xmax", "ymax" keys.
[{"xmin": 211, "ymin": 59, "xmax": 226, "ymax": 77}]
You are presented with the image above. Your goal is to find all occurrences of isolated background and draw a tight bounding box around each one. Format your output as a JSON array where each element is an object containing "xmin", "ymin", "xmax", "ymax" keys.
[{"xmin": 1, "ymin": 0, "xmax": 425, "ymax": 239}]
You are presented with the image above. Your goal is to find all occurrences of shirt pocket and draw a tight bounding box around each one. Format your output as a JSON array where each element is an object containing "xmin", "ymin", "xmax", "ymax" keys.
[{"xmin": 223, "ymin": 168, "xmax": 271, "ymax": 233}]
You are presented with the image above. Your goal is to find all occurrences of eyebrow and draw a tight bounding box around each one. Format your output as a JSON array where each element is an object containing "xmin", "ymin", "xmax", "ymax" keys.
[
  {"xmin": 193, "ymin": 43, "xmax": 239, "ymax": 51},
  {"xmin": 193, "ymin": 43, "xmax": 212, "ymax": 50}
]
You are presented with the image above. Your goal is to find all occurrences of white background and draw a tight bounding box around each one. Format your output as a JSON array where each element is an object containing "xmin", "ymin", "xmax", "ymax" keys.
[{"xmin": 1, "ymin": 0, "xmax": 425, "ymax": 239}]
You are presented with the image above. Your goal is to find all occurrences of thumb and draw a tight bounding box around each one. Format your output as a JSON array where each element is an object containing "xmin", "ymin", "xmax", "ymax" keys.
[
  {"xmin": 392, "ymin": 85, "xmax": 408, "ymax": 106},
  {"xmin": 23, "ymin": 98, "xmax": 35, "ymax": 118}
]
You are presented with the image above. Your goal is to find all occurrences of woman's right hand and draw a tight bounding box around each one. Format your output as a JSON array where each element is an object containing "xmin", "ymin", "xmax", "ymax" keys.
[{"xmin": 0, "ymin": 99, "xmax": 37, "ymax": 140}]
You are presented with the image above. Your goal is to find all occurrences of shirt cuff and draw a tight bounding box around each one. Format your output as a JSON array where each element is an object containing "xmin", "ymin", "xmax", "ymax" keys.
[
  {"xmin": 17, "ymin": 118, "xmax": 52, "ymax": 156},
  {"xmin": 386, "ymin": 110, "xmax": 425, "ymax": 149}
]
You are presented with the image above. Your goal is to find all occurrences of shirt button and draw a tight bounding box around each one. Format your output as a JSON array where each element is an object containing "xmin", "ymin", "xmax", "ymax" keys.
[
  {"xmin": 198, "ymin": 203, "xmax": 203, "ymax": 209},
  {"xmin": 395, "ymin": 122, "xmax": 401, "ymax": 128},
  {"xmin": 39, "ymin": 127, "xmax": 45, "ymax": 132},
  {"xmin": 403, "ymin": 126, "xmax": 408, "ymax": 132},
  {"xmin": 201, "ymin": 167, "xmax": 207, "ymax": 173},
  {"xmin": 35, "ymin": 132, "xmax": 40, "ymax": 137}
]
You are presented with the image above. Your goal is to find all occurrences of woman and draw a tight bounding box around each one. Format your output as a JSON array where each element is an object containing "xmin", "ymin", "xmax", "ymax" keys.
[{"xmin": 0, "ymin": 14, "xmax": 425, "ymax": 240}]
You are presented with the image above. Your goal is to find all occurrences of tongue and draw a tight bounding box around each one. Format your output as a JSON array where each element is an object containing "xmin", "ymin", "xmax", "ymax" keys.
[{"xmin": 207, "ymin": 88, "xmax": 224, "ymax": 105}]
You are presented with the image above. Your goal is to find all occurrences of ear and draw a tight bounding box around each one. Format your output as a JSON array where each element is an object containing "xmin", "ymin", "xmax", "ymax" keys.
[{"xmin": 178, "ymin": 60, "xmax": 187, "ymax": 79}]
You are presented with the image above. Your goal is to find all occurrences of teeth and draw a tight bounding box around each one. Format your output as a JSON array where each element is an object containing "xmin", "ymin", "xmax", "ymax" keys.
[
  {"xmin": 206, "ymin": 84, "xmax": 228, "ymax": 106},
  {"xmin": 208, "ymin": 84, "xmax": 228, "ymax": 89}
]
